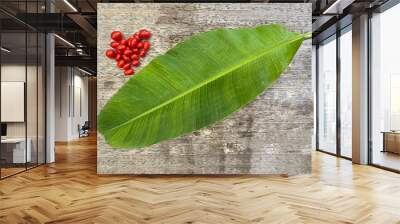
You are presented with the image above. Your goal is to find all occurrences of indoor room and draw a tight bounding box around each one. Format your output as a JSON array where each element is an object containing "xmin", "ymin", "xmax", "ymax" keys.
[
  {"xmin": 0, "ymin": 6, "xmax": 46, "ymax": 178},
  {"xmin": 1, "ymin": 0, "xmax": 400, "ymax": 223}
]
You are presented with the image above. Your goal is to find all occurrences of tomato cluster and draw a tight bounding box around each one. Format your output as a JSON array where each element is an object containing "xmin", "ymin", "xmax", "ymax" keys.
[{"xmin": 105, "ymin": 29, "xmax": 152, "ymax": 76}]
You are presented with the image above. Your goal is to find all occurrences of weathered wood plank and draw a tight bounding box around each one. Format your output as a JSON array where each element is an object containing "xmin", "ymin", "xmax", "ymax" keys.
[{"xmin": 97, "ymin": 3, "xmax": 312, "ymax": 175}]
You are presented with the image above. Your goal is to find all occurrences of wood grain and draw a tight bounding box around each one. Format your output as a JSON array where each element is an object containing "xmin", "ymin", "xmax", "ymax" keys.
[
  {"xmin": 1, "ymin": 135, "xmax": 400, "ymax": 223},
  {"xmin": 97, "ymin": 3, "xmax": 313, "ymax": 175}
]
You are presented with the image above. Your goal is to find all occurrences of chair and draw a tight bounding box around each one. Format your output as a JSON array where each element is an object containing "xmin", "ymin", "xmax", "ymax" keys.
[{"xmin": 79, "ymin": 121, "xmax": 90, "ymax": 138}]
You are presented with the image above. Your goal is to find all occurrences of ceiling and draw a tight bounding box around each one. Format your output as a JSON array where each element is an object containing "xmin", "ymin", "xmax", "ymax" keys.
[{"xmin": 0, "ymin": 0, "xmax": 393, "ymax": 74}]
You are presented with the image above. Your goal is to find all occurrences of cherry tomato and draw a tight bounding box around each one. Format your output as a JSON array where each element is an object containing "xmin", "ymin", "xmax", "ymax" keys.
[
  {"xmin": 124, "ymin": 69, "xmax": 134, "ymax": 76},
  {"xmin": 124, "ymin": 50, "xmax": 133, "ymax": 56},
  {"xmin": 117, "ymin": 60, "xmax": 125, "ymax": 68},
  {"xmin": 110, "ymin": 41, "xmax": 119, "ymax": 49},
  {"xmin": 130, "ymin": 38, "xmax": 139, "ymax": 48},
  {"xmin": 122, "ymin": 55, "xmax": 131, "ymax": 62},
  {"xmin": 143, "ymin": 41, "xmax": 150, "ymax": 50},
  {"xmin": 117, "ymin": 45, "xmax": 126, "ymax": 51},
  {"xmin": 139, "ymin": 30, "xmax": 151, "ymax": 39},
  {"xmin": 131, "ymin": 54, "xmax": 139, "ymax": 61},
  {"xmin": 132, "ymin": 60, "xmax": 140, "ymax": 67},
  {"xmin": 139, "ymin": 50, "xmax": 146, "ymax": 57},
  {"xmin": 123, "ymin": 63, "xmax": 131, "ymax": 70},
  {"xmin": 120, "ymin": 39, "xmax": 128, "ymax": 46},
  {"xmin": 111, "ymin": 31, "xmax": 123, "ymax": 41},
  {"xmin": 105, "ymin": 49, "xmax": 116, "ymax": 59}
]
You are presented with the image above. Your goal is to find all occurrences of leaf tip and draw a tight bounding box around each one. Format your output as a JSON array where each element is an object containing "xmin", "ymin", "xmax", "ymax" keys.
[{"xmin": 303, "ymin": 32, "xmax": 312, "ymax": 40}]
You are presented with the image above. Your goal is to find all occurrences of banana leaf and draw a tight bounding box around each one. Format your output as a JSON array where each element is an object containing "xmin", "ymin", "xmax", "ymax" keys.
[{"xmin": 99, "ymin": 24, "xmax": 311, "ymax": 149}]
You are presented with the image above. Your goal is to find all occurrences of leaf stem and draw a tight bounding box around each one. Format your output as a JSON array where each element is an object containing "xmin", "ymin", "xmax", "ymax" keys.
[{"xmin": 303, "ymin": 32, "xmax": 312, "ymax": 40}]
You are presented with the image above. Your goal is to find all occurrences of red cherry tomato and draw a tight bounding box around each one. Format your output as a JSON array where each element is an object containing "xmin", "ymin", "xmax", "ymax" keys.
[
  {"xmin": 110, "ymin": 41, "xmax": 119, "ymax": 49},
  {"xmin": 117, "ymin": 45, "xmax": 126, "ymax": 51},
  {"xmin": 139, "ymin": 30, "xmax": 151, "ymax": 39},
  {"xmin": 117, "ymin": 60, "xmax": 125, "ymax": 68},
  {"xmin": 105, "ymin": 49, "xmax": 116, "ymax": 59},
  {"xmin": 127, "ymin": 38, "xmax": 133, "ymax": 47},
  {"xmin": 124, "ymin": 50, "xmax": 133, "ymax": 56},
  {"xmin": 137, "ymin": 42, "xmax": 144, "ymax": 49},
  {"xmin": 129, "ymin": 38, "xmax": 139, "ymax": 48},
  {"xmin": 111, "ymin": 31, "xmax": 123, "ymax": 41},
  {"xmin": 139, "ymin": 50, "xmax": 146, "ymax": 57},
  {"xmin": 124, "ymin": 69, "xmax": 134, "ymax": 76},
  {"xmin": 132, "ymin": 60, "xmax": 140, "ymax": 67},
  {"xmin": 115, "ymin": 53, "xmax": 122, "ymax": 61},
  {"xmin": 131, "ymin": 54, "xmax": 139, "ymax": 61},
  {"xmin": 122, "ymin": 55, "xmax": 131, "ymax": 63},
  {"xmin": 143, "ymin": 41, "xmax": 150, "ymax": 50},
  {"xmin": 123, "ymin": 63, "xmax": 131, "ymax": 70},
  {"xmin": 120, "ymin": 39, "xmax": 128, "ymax": 46},
  {"xmin": 124, "ymin": 49, "xmax": 133, "ymax": 57}
]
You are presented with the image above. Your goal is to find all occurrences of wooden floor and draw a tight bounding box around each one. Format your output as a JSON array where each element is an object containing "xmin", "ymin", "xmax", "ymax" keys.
[
  {"xmin": 0, "ymin": 167, "xmax": 26, "ymax": 178},
  {"xmin": 1, "ymin": 135, "xmax": 400, "ymax": 224},
  {"xmin": 372, "ymin": 151, "xmax": 400, "ymax": 171}
]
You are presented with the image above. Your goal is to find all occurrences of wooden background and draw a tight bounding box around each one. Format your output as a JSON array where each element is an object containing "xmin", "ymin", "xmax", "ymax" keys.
[{"xmin": 97, "ymin": 3, "xmax": 312, "ymax": 175}]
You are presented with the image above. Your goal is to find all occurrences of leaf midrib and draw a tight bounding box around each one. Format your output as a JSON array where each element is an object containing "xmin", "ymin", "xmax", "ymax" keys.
[{"xmin": 105, "ymin": 33, "xmax": 304, "ymax": 133}]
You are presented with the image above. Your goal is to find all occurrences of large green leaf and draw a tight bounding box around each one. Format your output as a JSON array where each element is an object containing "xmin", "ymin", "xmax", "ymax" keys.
[{"xmin": 99, "ymin": 24, "xmax": 310, "ymax": 149}]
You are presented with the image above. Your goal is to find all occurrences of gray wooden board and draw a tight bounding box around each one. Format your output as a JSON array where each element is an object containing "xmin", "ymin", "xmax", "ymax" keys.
[{"xmin": 97, "ymin": 3, "xmax": 312, "ymax": 175}]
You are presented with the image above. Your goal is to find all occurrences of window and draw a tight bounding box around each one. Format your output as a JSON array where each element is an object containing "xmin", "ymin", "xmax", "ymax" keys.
[
  {"xmin": 370, "ymin": 3, "xmax": 400, "ymax": 171},
  {"xmin": 317, "ymin": 35, "xmax": 337, "ymax": 154},
  {"xmin": 0, "ymin": 1, "xmax": 47, "ymax": 179},
  {"xmin": 340, "ymin": 26, "xmax": 352, "ymax": 158},
  {"xmin": 316, "ymin": 25, "xmax": 353, "ymax": 158}
]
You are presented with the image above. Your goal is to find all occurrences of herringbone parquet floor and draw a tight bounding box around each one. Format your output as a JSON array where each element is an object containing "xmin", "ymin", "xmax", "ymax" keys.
[{"xmin": 1, "ymin": 135, "xmax": 400, "ymax": 224}]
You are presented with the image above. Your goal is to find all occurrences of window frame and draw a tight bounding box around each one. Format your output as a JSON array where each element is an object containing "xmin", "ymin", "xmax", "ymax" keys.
[{"xmin": 315, "ymin": 23, "xmax": 353, "ymax": 160}]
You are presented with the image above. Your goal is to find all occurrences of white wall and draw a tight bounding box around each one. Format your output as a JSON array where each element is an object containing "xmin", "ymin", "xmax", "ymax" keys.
[
  {"xmin": 1, "ymin": 64, "xmax": 26, "ymax": 82},
  {"xmin": 1, "ymin": 63, "xmax": 46, "ymax": 164},
  {"xmin": 55, "ymin": 67, "xmax": 69, "ymax": 141},
  {"xmin": 1, "ymin": 65, "xmax": 27, "ymax": 140},
  {"xmin": 54, "ymin": 67, "xmax": 89, "ymax": 141},
  {"xmin": 1, "ymin": 64, "xmax": 39, "ymax": 137}
]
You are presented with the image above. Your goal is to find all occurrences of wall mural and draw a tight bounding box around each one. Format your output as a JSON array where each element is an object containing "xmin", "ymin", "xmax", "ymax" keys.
[{"xmin": 97, "ymin": 3, "xmax": 312, "ymax": 175}]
